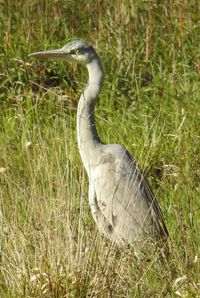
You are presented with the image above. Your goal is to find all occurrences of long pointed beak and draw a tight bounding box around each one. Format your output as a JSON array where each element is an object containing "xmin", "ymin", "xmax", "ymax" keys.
[{"xmin": 28, "ymin": 48, "xmax": 65, "ymax": 59}]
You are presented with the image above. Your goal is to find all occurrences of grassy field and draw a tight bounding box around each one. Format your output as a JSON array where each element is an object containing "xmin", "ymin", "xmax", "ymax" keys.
[{"xmin": 0, "ymin": 1, "xmax": 200, "ymax": 297}]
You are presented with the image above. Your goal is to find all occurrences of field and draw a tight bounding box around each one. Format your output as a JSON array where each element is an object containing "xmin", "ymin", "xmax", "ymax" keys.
[{"xmin": 0, "ymin": 1, "xmax": 200, "ymax": 297}]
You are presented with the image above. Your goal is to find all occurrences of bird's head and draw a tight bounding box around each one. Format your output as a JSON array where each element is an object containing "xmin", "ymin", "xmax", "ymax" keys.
[{"xmin": 29, "ymin": 40, "xmax": 97, "ymax": 65}]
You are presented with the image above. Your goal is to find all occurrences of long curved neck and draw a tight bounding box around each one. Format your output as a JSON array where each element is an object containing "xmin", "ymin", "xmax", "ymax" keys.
[{"xmin": 77, "ymin": 55, "xmax": 104, "ymax": 174}]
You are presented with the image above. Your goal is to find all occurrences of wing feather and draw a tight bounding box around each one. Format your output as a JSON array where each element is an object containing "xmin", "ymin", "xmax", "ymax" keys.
[{"xmin": 92, "ymin": 146, "xmax": 168, "ymax": 245}]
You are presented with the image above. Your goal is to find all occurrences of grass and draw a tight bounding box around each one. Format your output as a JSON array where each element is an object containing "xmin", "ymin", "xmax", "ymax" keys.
[{"xmin": 0, "ymin": 0, "xmax": 200, "ymax": 297}]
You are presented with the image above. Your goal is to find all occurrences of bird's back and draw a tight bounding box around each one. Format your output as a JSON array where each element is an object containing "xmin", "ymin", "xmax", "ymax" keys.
[{"xmin": 90, "ymin": 144, "xmax": 168, "ymax": 248}]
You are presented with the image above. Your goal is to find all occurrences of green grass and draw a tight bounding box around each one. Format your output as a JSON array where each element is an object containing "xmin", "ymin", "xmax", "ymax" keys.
[{"xmin": 0, "ymin": 0, "xmax": 200, "ymax": 297}]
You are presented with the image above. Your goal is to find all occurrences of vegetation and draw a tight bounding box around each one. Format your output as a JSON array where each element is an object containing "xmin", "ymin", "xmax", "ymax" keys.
[{"xmin": 0, "ymin": 0, "xmax": 199, "ymax": 296}]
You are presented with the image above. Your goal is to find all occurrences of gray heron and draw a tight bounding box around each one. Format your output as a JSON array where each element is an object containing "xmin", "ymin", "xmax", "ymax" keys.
[{"xmin": 29, "ymin": 40, "xmax": 168, "ymax": 251}]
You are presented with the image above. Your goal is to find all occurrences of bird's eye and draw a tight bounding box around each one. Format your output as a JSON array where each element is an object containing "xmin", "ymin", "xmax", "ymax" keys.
[{"xmin": 70, "ymin": 49, "xmax": 80, "ymax": 55}]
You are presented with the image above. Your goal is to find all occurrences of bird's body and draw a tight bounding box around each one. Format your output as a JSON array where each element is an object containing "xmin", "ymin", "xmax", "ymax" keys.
[{"xmin": 29, "ymin": 40, "xmax": 168, "ymax": 250}]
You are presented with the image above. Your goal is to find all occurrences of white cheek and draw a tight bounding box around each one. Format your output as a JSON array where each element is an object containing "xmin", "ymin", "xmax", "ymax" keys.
[
  {"xmin": 79, "ymin": 57, "xmax": 89, "ymax": 63},
  {"xmin": 70, "ymin": 54, "xmax": 90, "ymax": 64},
  {"xmin": 75, "ymin": 54, "xmax": 90, "ymax": 64}
]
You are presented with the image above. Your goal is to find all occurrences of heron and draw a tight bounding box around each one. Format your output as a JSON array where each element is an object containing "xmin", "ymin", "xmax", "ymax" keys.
[{"xmin": 29, "ymin": 40, "xmax": 168, "ymax": 251}]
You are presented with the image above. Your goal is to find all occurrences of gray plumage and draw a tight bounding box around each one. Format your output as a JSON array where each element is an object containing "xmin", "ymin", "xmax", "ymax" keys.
[{"xmin": 29, "ymin": 40, "xmax": 168, "ymax": 250}]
